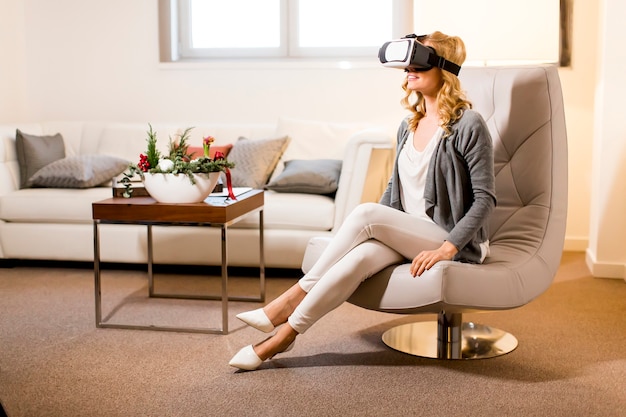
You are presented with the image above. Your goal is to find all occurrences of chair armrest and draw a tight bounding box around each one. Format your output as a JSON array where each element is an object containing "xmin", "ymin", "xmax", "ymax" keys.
[{"xmin": 332, "ymin": 128, "xmax": 393, "ymax": 231}]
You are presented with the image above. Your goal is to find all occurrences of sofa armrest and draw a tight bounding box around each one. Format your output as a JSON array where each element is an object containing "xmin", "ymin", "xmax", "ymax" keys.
[
  {"xmin": 0, "ymin": 124, "xmax": 46, "ymax": 196},
  {"xmin": 332, "ymin": 128, "xmax": 393, "ymax": 231},
  {"xmin": 0, "ymin": 138, "xmax": 18, "ymax": 196}
]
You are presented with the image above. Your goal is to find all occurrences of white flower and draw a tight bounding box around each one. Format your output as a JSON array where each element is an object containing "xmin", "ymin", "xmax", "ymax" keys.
[{"xmin": 157, "ymin": 158, "xmax": 174, "ymax": 171}]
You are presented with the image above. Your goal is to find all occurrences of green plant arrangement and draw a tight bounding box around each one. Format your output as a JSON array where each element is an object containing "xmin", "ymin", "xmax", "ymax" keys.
[{"xmin": 120, "ymin": 124, "xmax": 235, "ymax": 198}]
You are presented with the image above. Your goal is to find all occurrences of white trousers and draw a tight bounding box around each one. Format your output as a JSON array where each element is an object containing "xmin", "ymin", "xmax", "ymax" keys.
[{"xmin": 287, "ymin": 202, "xmax": 448, "ymax": 334}]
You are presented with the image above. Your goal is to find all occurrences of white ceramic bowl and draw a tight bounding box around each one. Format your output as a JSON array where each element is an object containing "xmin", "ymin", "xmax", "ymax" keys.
[{"xmin": 142, "ymin": 172, "xmax": 220, "ymax": 203}]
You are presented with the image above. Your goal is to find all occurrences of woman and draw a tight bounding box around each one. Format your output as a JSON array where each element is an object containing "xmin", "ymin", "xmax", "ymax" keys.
[{"xmin": 229, "ymin": 31, "xmax": 496, "ymax": 371}]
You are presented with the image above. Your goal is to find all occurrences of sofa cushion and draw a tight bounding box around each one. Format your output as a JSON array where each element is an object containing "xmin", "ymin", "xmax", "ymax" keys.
[
  {"xmin": 26, "ymin": 155, "xmax": 129, "ymax": 189},
  {"xmin": 272, "ymin": 117, "xmax": 370, "ymax": 180},
  {"xmin": 233, "ymin": 191, "xmax": 336, "ymax": 231},
  {"xmin": 227, "ymin": 136, "xmax": 290, "ymax": 189},
  {"xmin": 0, "ymin": 187, "xmax": 336, "ymax": 232},
  {"xmin": 0, "ymin": 187, "xmax": 112, "ymax": 223},
  {"xmin": 265, "ymin": 159, "xmax": 342, "ymax": 194},
  {"xmin": 15, "ymin": 129, "xmax": 66, "ymax": 188}
]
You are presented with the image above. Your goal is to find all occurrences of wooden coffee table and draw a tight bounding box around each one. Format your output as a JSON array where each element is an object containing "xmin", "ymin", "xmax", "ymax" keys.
[{"xmin": 91, "ymin": 189, "xmax": 264, "ymax": 334}]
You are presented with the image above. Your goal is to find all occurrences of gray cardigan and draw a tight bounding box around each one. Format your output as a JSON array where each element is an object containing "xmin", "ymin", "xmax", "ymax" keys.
[{"xmin": 379, "ymin": 110, "xmax": 496, "ymax": 263}]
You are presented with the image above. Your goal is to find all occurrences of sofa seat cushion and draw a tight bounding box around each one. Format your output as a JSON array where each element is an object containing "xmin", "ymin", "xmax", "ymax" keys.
[
  {"xmin": 0, "ymin": 188, "xmax": 336, "ymax": 231},
  {"xmin": 0, "ymin": 188, "xmax": 111, "ymax": 223},
  {"xmin": 232, "ymin": 190, "xmax": 335, "ymax": 231}
]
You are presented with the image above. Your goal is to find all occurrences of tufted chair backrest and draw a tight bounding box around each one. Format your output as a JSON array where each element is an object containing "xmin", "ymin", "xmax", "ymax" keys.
[{"xmin": 459, "ymin": 65, "xmax": 568, "ymax": 297}]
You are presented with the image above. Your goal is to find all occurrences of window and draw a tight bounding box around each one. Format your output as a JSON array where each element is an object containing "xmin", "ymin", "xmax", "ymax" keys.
[
  {"xmin": 181, "ymin": 0, "xmax": 285, "ymax": 58},
  {"xmin": 292, "ymin": 0, "xmax": 393, "ymax": 57},
  {"xmin": 160, "ymin": 0, "xmax": 567, "ymax": 66},
  {"xmin": 165, "ymin": 0, "xmax": 408, "ymax": 61}
]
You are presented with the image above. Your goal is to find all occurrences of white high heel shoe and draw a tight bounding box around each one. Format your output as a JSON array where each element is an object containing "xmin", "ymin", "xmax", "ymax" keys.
[
  {"xmin": 229, "ymin": 341, "xmax": 295, "ymax": 371},
  {"xmin": 236, "ymin": 308, "xmax": 275, "ymax": 333}
]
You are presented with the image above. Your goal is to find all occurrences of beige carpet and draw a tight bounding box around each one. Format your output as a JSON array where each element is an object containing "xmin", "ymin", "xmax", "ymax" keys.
[{"xmin": 0, "ymin": 252, "xmax": 625, "ymax": 417}]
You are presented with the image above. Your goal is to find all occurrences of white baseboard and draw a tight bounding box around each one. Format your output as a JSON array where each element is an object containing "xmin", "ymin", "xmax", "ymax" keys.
[
  {"xmin": 563, "ymin": 237, "xmax": 625, "ymax": 281},
  {"xmin": 585, "ymin": 248, "xmax": 626, "ymax": 280}
]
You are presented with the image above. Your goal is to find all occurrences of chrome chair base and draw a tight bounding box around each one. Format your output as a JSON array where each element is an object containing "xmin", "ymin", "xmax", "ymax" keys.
[{"xmin": 382, "ymin": 313, "xmax": 518, "ymax": 359}]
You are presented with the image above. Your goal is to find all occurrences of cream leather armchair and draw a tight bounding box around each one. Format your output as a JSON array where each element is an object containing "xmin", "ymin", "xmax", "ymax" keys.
[{"xmin": 302, "ymin": 65, "xmax": 568, "ymax": 359}]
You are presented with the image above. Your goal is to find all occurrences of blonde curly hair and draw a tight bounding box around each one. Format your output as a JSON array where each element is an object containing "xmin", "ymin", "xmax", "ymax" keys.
[{"xmin": 400, "ymin": 31, "xmax": 471, "ymax": 135}]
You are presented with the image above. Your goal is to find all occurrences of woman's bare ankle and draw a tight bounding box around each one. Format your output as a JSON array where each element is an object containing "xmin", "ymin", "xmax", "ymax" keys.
[
  {"xmin": 263, "ymin": 284, "xmax": 306, "ymax": 326},
  {"xmin": 253, "ymin": 325, "xmax": 298, "ymax": 360},
  {"xmin": 262, "ymin": 302, "xmax": 289, "ymax": 327}
]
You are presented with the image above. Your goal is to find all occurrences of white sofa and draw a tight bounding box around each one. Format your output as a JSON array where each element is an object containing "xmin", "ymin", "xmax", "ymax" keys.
[{"xmin": 0, "ymin": 118, "xmax": 392, "ymax": 268}]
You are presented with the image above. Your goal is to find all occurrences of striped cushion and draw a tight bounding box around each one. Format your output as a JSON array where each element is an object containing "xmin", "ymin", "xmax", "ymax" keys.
[
  {"xmin": 26, "ymin": 155, "xmax": 129, "ymax": 188},
  {"xmin": 227, "ymin": 136, "xmax": 290, "ymax": 189}
]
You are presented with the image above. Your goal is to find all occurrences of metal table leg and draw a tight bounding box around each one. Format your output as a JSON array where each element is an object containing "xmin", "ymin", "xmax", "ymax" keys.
[
  {"xmin": 93, "ymin": 221, "xmax": 102, "ymax": 327},
  {"xmin": 221, "ymin": 224, "xmax": 228, "ymax": 333},
  {"xmin": 94, "ymin": 210, "xmax": 265, "ymax": 335}
]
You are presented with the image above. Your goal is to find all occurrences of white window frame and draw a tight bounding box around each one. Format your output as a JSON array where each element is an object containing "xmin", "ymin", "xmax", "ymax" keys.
[{"xmin": 168, "ymin": 0, "xmax": 413, "ymax": 61}]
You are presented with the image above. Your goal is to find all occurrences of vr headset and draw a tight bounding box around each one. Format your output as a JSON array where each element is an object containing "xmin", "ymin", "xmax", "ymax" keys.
[{"xmin": 378, "ymin": 34, "xmax": 461, "ymax": 75}]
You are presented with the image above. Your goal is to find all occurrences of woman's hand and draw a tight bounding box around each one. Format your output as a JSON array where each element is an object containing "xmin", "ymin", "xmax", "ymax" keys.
[{"xmin": 410, "ymin": 241, "xmax": 458, "ymax": 277}]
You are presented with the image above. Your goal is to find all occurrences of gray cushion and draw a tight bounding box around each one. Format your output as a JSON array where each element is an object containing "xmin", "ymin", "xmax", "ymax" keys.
[
  {"xmin": 26, "ymin": 155, "xmax": 129, "ymax": 189},
  {"xmin": 265, "ymin": 159, "xmax": 342, "ymax": 194},
  {"xmin": 16, "ymin": 129, "xmax": 66, "ymax": 188},
  {"xmin": 227, "ymin": 136, "xmax": 290, "ymax": 189}
]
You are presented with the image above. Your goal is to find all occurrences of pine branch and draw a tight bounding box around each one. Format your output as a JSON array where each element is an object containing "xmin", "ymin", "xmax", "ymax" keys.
[{"xmin": 145, "ymin": 123, "xmax": 160, "ymax": 169}]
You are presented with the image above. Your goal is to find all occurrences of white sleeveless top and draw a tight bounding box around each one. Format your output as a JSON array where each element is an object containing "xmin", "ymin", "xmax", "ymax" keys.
[{"xmin": 398, "ymin": 128, "xmax": 444, "ymax": 222}]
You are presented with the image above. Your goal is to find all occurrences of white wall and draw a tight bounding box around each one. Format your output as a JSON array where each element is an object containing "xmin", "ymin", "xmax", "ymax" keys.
[
  {"xmin": 0, "ymin": 0, "xmax": 610, "ymax": 267},
  {"xmin": 558, "ymin": 0, "xmax": 598, "ymax": 252},
  {"xmin": 586, "ymin": 0, "xmax": 626, "ymax": 280},
  {"xmin": 13, "ymin": 0, "xmax": 404, "ymax": 128},
  {"xmin": 0, "ymin": 0, "xmax": 26, "ymax": 120}
]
